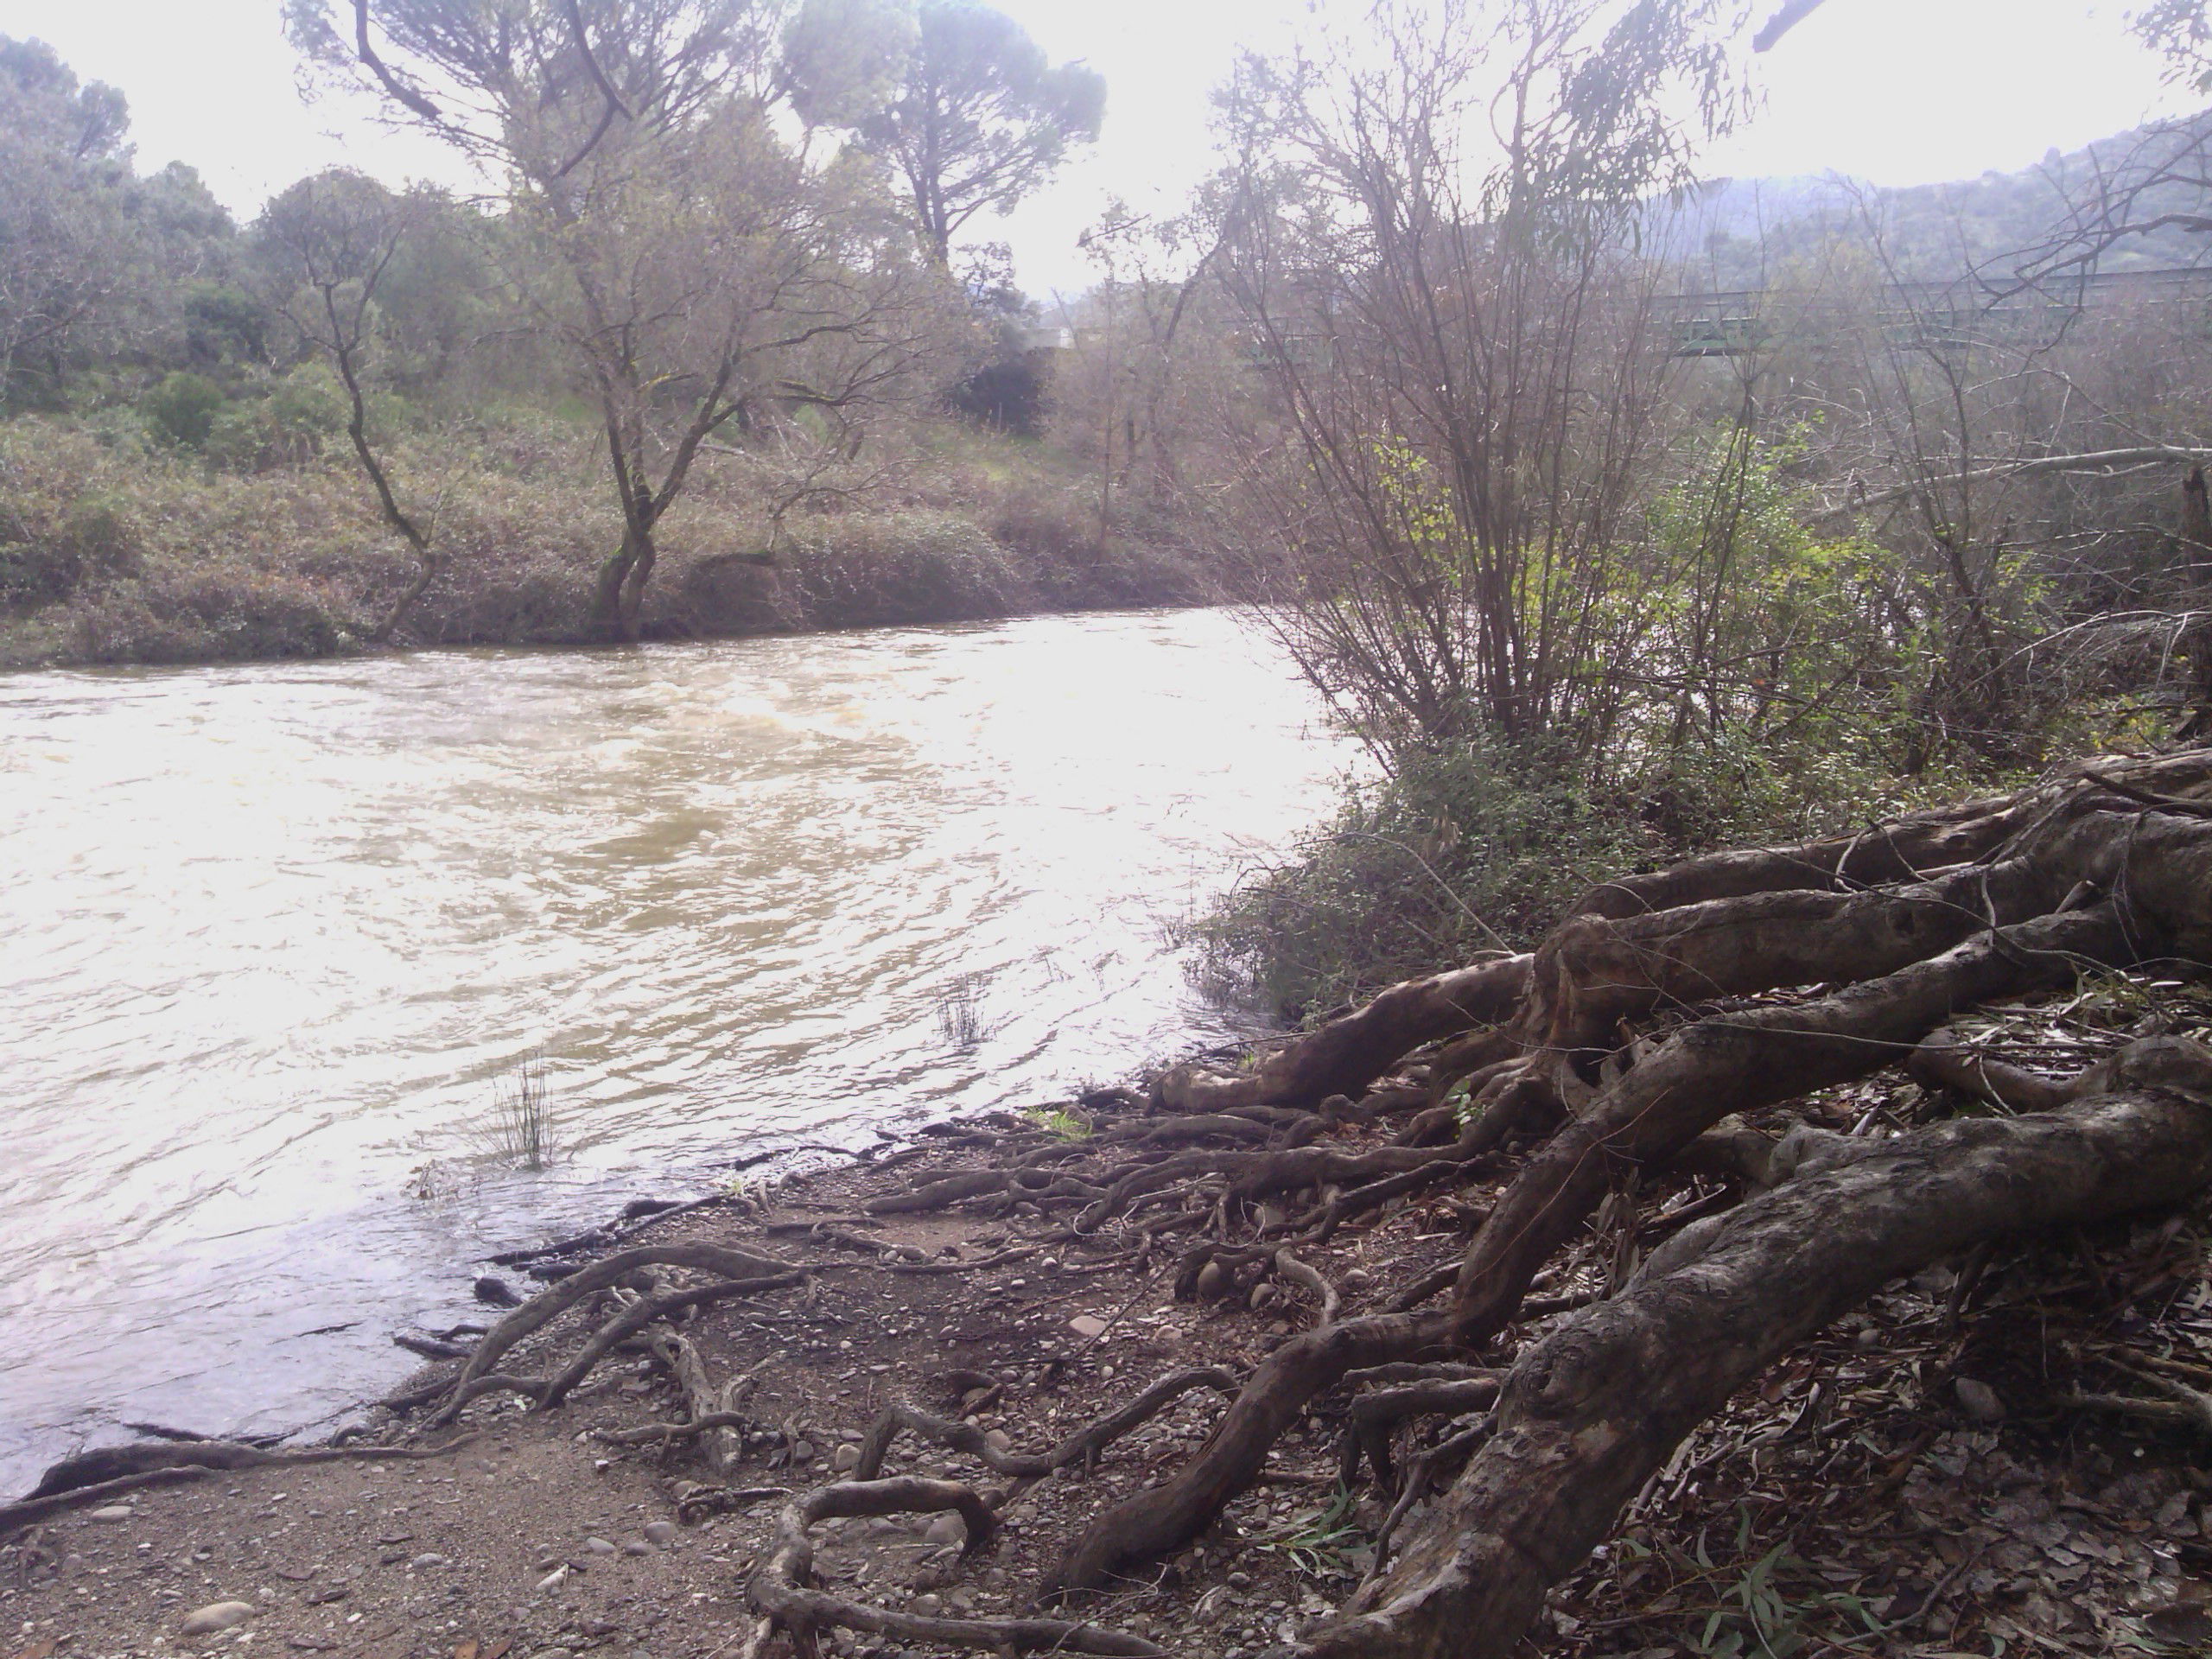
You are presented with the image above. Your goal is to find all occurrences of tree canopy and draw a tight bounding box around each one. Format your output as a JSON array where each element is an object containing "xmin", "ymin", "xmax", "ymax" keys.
[
  {"xmin": 824, "ymin": 0, "xmax": 1105, "ymax": 269},
  {"xmin": 0, "ymin": 35, "xmax": 231, "ymax": 399}
]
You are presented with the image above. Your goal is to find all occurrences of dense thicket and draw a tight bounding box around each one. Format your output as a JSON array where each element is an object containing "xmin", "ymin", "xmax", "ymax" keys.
[{"xmin": 1173, "ymin": 0, "xmax": 2212, "ymax": 1015}]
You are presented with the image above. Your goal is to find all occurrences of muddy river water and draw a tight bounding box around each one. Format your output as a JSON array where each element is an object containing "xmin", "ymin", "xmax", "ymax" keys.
[{"xmin": 0, "ymin": 607, "xmax": 1351, "ymax": 1491}]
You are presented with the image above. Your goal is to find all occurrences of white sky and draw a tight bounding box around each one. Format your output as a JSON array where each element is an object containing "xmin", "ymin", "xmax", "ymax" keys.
[{"xmin": 0, "ymin": 0, "xmax": 2196, "ymax": 294}]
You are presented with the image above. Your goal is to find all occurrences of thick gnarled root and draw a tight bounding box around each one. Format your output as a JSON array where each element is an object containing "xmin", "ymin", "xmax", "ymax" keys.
[
  {"xmin": 1045, "ymin": 900, "xmax": 2139, "ymax": 1596},
  {"xmin": 1285, "ymin": 1039, "xmax": 2212, "ymax": 1659}
]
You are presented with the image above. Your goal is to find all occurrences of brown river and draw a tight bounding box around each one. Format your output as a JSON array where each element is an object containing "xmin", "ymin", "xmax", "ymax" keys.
[{"xmin": 0, "ymin": 607, "xmax": 1351, "ymax": 1492}]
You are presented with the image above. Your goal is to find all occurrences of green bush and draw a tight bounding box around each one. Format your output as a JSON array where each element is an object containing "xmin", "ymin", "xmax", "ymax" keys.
[
  {"xmin": 206, "ymin": 365, "xmax": 353, "ymax": 470},
  {"xmin": 1195, "ymin": 715, "xmax": 2000, "ymax": 1024},
  {"xmin": 266, "ymin": 364, "xmax": 351, "ymax": 445},
  {"xmin": 1195, "ymin": 740, "xmax": 1649, "ymax": 1020},
  {"xmin": 141, "ymin": 372, "xmax": 227, "ymax": 449}
]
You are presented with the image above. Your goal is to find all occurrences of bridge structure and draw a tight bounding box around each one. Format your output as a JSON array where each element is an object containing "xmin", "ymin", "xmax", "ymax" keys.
[{"xmin": 1658, "ymin": 264, "xmax": 2212, "ymax": 359}]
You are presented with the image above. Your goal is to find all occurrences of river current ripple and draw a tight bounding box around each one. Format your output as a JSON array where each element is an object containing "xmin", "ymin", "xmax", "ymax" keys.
[{"xmin": 0, "ymin": 608, "xmax": 1351, "ymax": 1492}]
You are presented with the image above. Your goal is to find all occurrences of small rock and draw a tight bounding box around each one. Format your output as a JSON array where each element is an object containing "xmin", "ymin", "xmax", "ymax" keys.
[
  {"xmin": 909, "ymin": 1592, "xmax": 944, "ymax": 1616},
  {"xmin": 533, "ymin": 1649, "xmax": 575, "ymax": 1659},
  {"xmin": 1249, "ymin": 1284, "xmax": 1279, "ymax": 1312},
  {"xmin": 1195, "ymin": 1262, "xmax": 1228, "ymax": 1300},
  {"xmin": 90, "ymin": 1504, "xmax": 135, "ymax": 1522},
  {"xmin": 831, "ymin": 1444, "xmax": 861, "ymax": 1473},
  {"xmin": 410, "ymin": 1552, "xmax": 448, "ymax": 1569},
  {"xmin": 1955, "ymin": 1377, "xmax": 2006, "ymax": 1423},
  {"xmin": 622, "ymin": 1539, "xmax": 651, "ymax": 1556},
  {"xmin": 924, "ymin": 1512, "xmax": 968, "ymax": 1547},
  {"xmin": 182, "ymin": 1602, "xmax": 256, "ymax": 1636},
  {"xmin": 1340, "ymin": 1268, "xmax": 1373, "ymax": 1292},
  {"xmin": 1227, "ymin": 1571, "xmax": 1253, "ymax": 1590},
  {"xmin": 643, "ymin": 1521, "xmax": 679, "ymax": 1548},
  {"xmin": 585, "ymin": 1537, "xmax": 617, "ymax": 1554},
  {"xmin": 537, "ymin": 1566, "xmax": 570, "ymax": 1592},
  {"xmin": 1067, "ymin": 1314, "xmax": 1109, "ymax": 1340},
  {"xmin": 983, "ymin": 1428, "xmax": 1013, "ymax": 1452},
  {"xmin": 1195, "ymin": 1586, "xmax": 1235, "ymax": 1622}
]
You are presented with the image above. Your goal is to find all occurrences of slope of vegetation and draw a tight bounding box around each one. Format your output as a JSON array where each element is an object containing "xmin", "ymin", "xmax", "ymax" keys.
[
  {"xmin": 0, "ymin": 410, "xmax": 1208, "ymax": 669},
  {"xmin": 0, "ymin": 9, "xmax": 1204, "ymax": 671}
]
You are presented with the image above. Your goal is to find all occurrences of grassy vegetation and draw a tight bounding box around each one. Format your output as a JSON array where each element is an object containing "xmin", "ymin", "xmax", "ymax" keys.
[{"xmin": 0, "ymin": 409, "xmax": 1213, "ymax": 671}]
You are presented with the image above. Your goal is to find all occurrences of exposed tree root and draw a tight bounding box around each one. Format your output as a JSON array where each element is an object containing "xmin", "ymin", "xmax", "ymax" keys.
[
  {"xmin": 1909, "ymin": 1024, "xmax": 2071, "ymax": 1112},
  {"xmin": 854, "ymin": 1366, "xmax": 1239, "ymax": 1481},
  {"xmin": 1281, "ymin": 1039, "xmax": 2212, "ymax": 1658},
  {"xmin": 962, "ymin": 758, "xmax": 2212, "ymax": 1632},
  {"xmin": 5, "ymin": 1434, "xmax": 476, "ymax": 1539},
  {"xmin": 647, "ymin": 1331, "xmax": 758, "ymax": 1477},
  {"xmin": 410, "ymin": 1243, "xmax": 816, "ymax": 1427},
  {"xmin": 1273, "ymin": 1249, "xmax": 1341, "ymax": 1326},
  {"xmin": 1341, "ymin": 1375, "xmax": 1502, "ymax": 1489},
  {"xmin": 747, "ymin": 1478, "xmax": 1165, "ymax": 1656},
  {"xmin": 1154, "ymin": 956, "xmax": 1530, "ymax": 1111},
  {"xmin": 1046, "ymin": 900, "xmax": 2138, "ymax": 1597},
  {"xmin": 2063, "ymin": 1364, "xmax": 2212, "ymax": 1435}
]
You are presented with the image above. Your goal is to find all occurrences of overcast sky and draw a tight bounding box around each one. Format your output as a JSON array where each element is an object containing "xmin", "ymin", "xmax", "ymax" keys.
[{"xmin": 2, "ymin": 0, "xmax": 2196, "ymax": 295}]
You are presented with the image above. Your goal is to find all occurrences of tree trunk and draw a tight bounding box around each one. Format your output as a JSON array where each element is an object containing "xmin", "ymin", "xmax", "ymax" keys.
[
  {"xmin": 2183, "ymin": 466, "xmax": 2212, "ymax": 722},
  {"xmin": 618, "ymin": 526, "xmax": 657, "ymax": 644},
  {"xmin": 590, "ymin": 524, "xmax": 653, "ymax": 644}
]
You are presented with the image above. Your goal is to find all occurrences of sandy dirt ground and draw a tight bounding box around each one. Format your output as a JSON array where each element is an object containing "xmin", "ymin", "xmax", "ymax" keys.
[{"xmin": 8, "ymin": 1029, "xmax": 2212, "ymax": 1659}]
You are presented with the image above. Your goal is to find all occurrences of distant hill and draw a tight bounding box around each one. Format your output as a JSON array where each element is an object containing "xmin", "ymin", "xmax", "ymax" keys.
[{"xmin": 1668, "ymin": 117, "xmax": 2212, "ymax": 288}]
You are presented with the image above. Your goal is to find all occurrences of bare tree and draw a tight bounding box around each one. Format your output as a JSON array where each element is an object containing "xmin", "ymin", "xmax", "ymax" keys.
[
  {"xmin": 289, "ymin": 0, "xmax": 953, "ymax": 640},
  {"xmin": 257, "ymin": 170, "xmax": 445, "ymax": 643},
  {"xmin": 1205, "ymin": 0, "xmax": 1751, "ymax": 757}
]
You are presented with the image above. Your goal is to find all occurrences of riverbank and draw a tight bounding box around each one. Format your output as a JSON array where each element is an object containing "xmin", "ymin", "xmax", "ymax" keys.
[
  {"xmin": 7, "ymin": 996, "xmax": 2211, "ymax": 1659},
  {"xmin": 0, "ymin": 416, "xmax": 1216, "ymax": 672}
]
